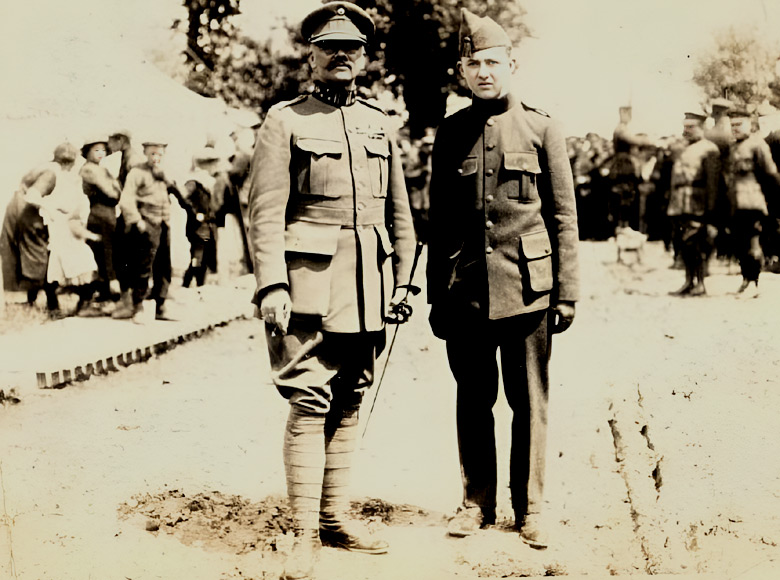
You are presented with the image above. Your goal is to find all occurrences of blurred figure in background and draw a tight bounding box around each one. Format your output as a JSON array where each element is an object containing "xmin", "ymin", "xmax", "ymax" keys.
[
  {"xmin": 182, "ymin": 147, "xmax": 222, "ymax": 287},
  {"xmin": 666, "ymin": 110, "xmax": 720, "ymax": 296},
  {"xmin": 1, "ymin": 142, "xmax": 82, "ymax": 317},
  {"xmin": 610, "ymin": 106, "xmax": 653, "ymax": 233},
  {"xmin": 705, "ymin": 98, "xmax": 736, "ymax": 261},
  {"xmin": 726, "ymin": 107, "xmax": 780, "ymax": 298},
  {"xmin": 79, "ymin": 135, "xmax": 122, "ymax": 314}
]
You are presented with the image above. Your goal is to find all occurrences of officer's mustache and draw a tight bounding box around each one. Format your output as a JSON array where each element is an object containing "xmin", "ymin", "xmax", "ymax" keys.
[{"xmin": 327, "ymin": 57, "xmax": 350, "ymax": 70}]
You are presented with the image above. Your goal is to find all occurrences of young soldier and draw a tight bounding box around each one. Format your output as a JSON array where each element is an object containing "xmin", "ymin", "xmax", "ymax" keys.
[
  {"xmin": 246, "ymin": 3, "xmax": 416, "ymax": 579},
  {"xmin": 666, "ymin": 110, "xmax": 721, "ymax": 296},
  {"xmin": 426, "ymin": 9, "xmax": 579, "ymax": 549},
  {"xmin": 727, "ymin": 107, "xmax": 780, "ymax": 297}
]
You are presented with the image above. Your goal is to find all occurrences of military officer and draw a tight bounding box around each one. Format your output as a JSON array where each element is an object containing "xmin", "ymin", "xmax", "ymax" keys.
[
  {"xmin": 726, "ymin": 106, "xmax": 780, "ymax": 297},
  {"xmin": 246, "ymin": 3, "xmax": 416, "ymax": 579},
  {"xmin": 666, "ymin": 110, "xmax": 721, "ymax": 296},
  {"xmin": 426, "ymin": 9, "xmax": 579, "ymax": 549}
]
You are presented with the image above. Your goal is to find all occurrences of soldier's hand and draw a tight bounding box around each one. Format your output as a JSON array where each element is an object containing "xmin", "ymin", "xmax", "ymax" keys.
[
  {"xmin": 706, "ymin": 224, "xmax": 718, "ymax": 241},
  {"xmin": 551, "ymin": 301, "xmax": 576, "ymax": 334},
  {"xmin": 260, "ymin": 288, "xmax": 291, "ymax": 335},
  {"xmin": 386, "ymin": 287, "xmax": 412, "ymax": 324}
]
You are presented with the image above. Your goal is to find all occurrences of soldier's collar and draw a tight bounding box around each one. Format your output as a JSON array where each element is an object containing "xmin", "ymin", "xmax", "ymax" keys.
[
  {"xmin": 472, "ymin": 93, "xmax": 515, "ymax": 116},
  {"xmin": 312, "ymin": 81, "xmax": 357, "ymax": 107}
]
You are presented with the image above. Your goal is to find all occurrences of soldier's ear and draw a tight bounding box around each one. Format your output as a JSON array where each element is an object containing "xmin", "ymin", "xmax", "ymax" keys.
[
  {"xmin": 456, "ymin": 60, "xmax": 464, "ymax": 76},
  {"xmin": 308, "ymin": 51, "xmax": 316, "ymax": 70}
]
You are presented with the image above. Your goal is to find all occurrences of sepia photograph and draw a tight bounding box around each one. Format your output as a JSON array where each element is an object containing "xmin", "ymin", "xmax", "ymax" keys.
[{"xmin": 1, "ymin": 1, "xmax": 779, "ymax": 578}]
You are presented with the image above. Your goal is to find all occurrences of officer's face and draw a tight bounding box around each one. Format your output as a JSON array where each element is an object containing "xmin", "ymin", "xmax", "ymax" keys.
[
  {"xmin": 459, "ymin": 46, "xmax": 516, "ymax": 100},
  {"xmin": 682, "ymin": 119, "xmax": 704, "ymax": 143},
  {"xmin": 143, "ymin": 145, "xmax": 166, "ymax": 167},
  {"xmin": 730, "ymin": 117, "xmax": 752, "ymax": 141},
  {"xmin": 309, "ymin": 41, "xmax": 366, "ymax": 86}
]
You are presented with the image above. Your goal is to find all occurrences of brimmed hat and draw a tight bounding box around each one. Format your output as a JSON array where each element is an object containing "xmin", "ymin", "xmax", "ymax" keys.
[
  {"xmin": 459, "ymin": 8, "xmax": 512, "ymax": 57},
  {"xmin": 727, "ymin": 105, "xmax": 751, "ymax": 119},
  {"xmin": 81, "ymin": 134, "xmax": 109, "ymax": 158},
  {"xmin": 302, "ymin": 2, "xmax": 374, "ymax": 45},
  {"xmin": 710, "ymin": 97, "xmax": 733, "ymax": 111},
  {"xmin": 684, "ymin": 110, "xmax": 708, "ymax": 122}
]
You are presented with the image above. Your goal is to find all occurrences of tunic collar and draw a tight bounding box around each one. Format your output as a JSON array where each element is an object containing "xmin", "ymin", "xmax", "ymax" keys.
[
  {"xmin": 312, "ymin": 82, "xmax": 358, "ymax": 107},
  {"xmin": 472, "ymin": 93, "xmax": 516, "ymax": 117}
]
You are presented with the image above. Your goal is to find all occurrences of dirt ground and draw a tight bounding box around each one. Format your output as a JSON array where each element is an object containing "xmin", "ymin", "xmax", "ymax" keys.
[{"xmin": 1, "ymin": 240, "xmax": 779, "ymax": 579}]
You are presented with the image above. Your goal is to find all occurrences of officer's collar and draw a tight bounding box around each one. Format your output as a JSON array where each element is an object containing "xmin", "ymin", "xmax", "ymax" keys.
[
  {"xmin": 312, "ymin": 81, "xmax": 357, "ymax": 107},
  {"xmin": 472, "ymin": 93, "xmax": 515, "ymax": 116}
]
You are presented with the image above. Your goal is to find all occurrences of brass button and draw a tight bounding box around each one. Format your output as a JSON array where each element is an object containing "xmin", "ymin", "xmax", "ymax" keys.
[
  {"xmin": 486, "ymin": 220, "xmax": 494, "ymax": 229},
  {"xmin": 457, "ymin": 168, "xmax": 463, "ymax": 174},
  {"xmin": 486, "ymin": 194, "xmax": 494, "ymax": 202},
  {"xmin": 486, "ymin": 168, "xmax": 494, "ymax": 176},
  {"xmin": 486, "ymin": 143, "xmax": 495, "ymax": 150},
  {"xmin": 486, "ymin": 246, "xmax": 493, "ymax": 254},
  {"xmin": 357, "ymin": 201, "xmax": 365, "ymax": 210},
  {"xmin": 486, "ymin": 119, "xmax": 495, "ymax": 127}
]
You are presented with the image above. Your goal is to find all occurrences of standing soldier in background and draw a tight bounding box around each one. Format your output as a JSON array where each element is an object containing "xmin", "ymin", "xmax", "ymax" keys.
[
  {"xmin": 705, "ymin": 98, "xmax": 735, "ymax": 261},
  {"xmin": 426, "ymin": 9, "xmax": 579, "ymax": 550},
  {"xmin": 666, "ymin": 110, "xmax": 721, "ymax": 296},
  {"xmin": 246, "ymin": 3, "xmax": 417, "ymax": 579},
  {"xmin": 610, "ymin": 106, "xmax": 652, "ymax": 232},
  {"xmin": 726, "ymin": 106, "xmax": 780, "ymax": 298}
]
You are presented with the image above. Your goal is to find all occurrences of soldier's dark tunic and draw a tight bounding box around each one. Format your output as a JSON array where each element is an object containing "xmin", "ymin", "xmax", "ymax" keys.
[
  {"xmin": 247, "ymin": 91, "xmax": 416, "ymax": 412},
  {"xmin": 427, "ymin": 94, "xmax": 579, "ymax": 518},
  {"xmin": 727, "ymin": 134, "xmax": 780, "ymax": 282}
]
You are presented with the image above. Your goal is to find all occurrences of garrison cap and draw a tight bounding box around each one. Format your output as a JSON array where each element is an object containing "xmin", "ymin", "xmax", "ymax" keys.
[
  {"xmin": 302, "ymin": 2, "xmax": 374, "ymax": 45},
  {"xmin": 459, "ymin": 8, "xmax": 512, "ymax": 57}
]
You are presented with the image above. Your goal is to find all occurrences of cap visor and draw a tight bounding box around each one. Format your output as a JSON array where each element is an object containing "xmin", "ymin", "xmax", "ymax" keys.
[{"xmin": 311, "ymin": 31, "xmax": 367, "ymax": 43}]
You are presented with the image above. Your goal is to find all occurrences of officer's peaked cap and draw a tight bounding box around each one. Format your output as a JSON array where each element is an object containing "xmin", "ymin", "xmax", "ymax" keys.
[
  {"xmin": 302, "ymin": 2, "xmax": 374, "ymax": 45},
  {"xmin": 727, "ymin": 105, "xmax": 751, "ymax": 119},
  {"xmin": 683, "ymin": 110, "xmax": 707, "ymax": 122},
  {"xmin": 710, "ymin": 97, "xmax": 733, "ymax": 111},
  {"xmin": 459, "ymin": 8, "xmax": 512, "ymax": 57}
]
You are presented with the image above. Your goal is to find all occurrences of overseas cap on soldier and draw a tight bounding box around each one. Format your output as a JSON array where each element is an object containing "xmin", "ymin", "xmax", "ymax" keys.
[
  {"xmin": 302, "ymin": 2, "xmax": 374, "ymax": 45},
  {"xmin": 459, "ymin": 8, "xmax": 512, "ymax": 57}
]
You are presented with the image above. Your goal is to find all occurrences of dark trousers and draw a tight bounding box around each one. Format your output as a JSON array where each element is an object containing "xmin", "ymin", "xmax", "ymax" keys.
[
  {"xmin": 444, "ymin": 309, "xmax": 551, "ymax": 518},
  {"xmin": 127, "ymin": 221, "xmax": 171, "ymax": 306},
  {"xmin": 86, "ymin": 208, "xmax": 116, "ymax": 301},
  {"xmin": 732, "ymin": 210, "xmax": 764, "ymax": 281}
]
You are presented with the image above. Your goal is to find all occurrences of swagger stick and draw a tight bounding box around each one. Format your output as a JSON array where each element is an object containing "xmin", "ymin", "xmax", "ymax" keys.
[{"xmin": 362, "ymin": 241, "xmax": 424, "ymax": 439}]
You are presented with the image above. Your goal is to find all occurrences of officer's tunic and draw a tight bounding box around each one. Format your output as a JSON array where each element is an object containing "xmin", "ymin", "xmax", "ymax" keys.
[
  {"xmin": 426, "ymin": 94, "xmax": 578, "ymax": 517},
  {"xmin": 248, "ymin": 91, "xmax": 416, "ymax": 409}
]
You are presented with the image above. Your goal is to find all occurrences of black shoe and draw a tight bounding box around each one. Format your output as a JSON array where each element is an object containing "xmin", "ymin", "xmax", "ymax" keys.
[
  {"xmin": 319, "ymin": 518, "xmax": 388, "ymax": 554},
  {"xmin": 282, "ymin": 529, "xmax": 320, "ymax": 580},
  {"xmin": 669, "ymin": 282, "xmax": 693, "ymax": 296}
]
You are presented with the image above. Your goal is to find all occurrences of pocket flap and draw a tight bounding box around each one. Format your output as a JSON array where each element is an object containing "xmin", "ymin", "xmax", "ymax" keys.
[
  {"xmin": 374, "ymin": 225, "xmax": 395, "ymax": 257},
  {"xmin": 459, "ymin": 157, "xmax": 478, "ymax": 176},
  {"xmin": 364, "ymin": 138, "xmax": 390, "ymax": 158},
  {"xmin": 296, "ymin": 137, "xmax": 343, "ymax": 157},
  {"xmin": 520, "ymin": 230, "xmax": 552, "ymax": 260},
  {"xmin": 284, "ymin": 221, "xmax": 341, "ymax": 256},
  {"xmin": 504, "ymin": 152, "xmax": 541, "ymax": 174}
]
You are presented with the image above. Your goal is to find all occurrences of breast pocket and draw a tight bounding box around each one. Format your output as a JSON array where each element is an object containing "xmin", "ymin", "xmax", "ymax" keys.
[
  {"xmin": 364, "ymin": 138, "xmax": 390, "ymax": 198},
  {"xmin": 503, "ymin": 151, "xmax": 541, "ymax": 202},
  {"xmin": 294, "ymin": 137, "xmax": 344, "ymax": 198}
]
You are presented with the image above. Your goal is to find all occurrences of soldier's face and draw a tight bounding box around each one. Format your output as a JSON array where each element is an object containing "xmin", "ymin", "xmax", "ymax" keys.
[
  {"xmin": 682, "ymin": 119, "xmax": 704, "ymax": 143},
  {"xmin": 730, "ymin": 117, "xmax": 752, "ymax": 141},
  {"xmin": 459, "ymin": 47, "xmax": 516, "ymax": 100},
  {"xmin": 310, "ymin": 41, "xmax": 366, "ymax": 85}
]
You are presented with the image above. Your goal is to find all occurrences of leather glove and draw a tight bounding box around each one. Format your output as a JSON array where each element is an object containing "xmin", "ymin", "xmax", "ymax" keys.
[
  {"xmin": 551, "ymin": 301, "xmax": 576, "ymax": 334},
  {"xmin": 260, "ymin": 287, "xmax": 291, "ymax": 335}
]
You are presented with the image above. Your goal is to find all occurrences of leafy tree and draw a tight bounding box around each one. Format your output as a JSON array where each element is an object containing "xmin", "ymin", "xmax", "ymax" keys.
[
  {"xmin": 181, "ymin": 0, "xmax": 529, "ymax": 135},
  {"xmin": 693, "ymin": 27, "xmax": 780, "ymax": 109}
]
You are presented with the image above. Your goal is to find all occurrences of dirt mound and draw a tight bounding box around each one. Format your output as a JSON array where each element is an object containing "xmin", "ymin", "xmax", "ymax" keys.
[{"xmin": 119, "ymin": 490, "xmax": 444, "ymax": 556}]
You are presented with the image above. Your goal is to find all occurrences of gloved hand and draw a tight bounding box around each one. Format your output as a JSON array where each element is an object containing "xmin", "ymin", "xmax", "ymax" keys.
[
  {"xmin": 260, "ymin": 287, "xmax": 291, "ymax": 335},
  {"xmin": 551, "ymin": 301, "xmax": 576, "ymax": 334},
  {"xmin": 386, "ymin": 287, "xmax": 413, "ymax": 324}
]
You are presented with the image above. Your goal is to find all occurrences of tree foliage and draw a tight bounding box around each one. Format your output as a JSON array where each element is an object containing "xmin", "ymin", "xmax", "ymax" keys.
[
  {"xmin": 693, "ymin": 27, "xmax": 780, "ymax": 109},
  {"xmin": 181, "ymin": 0, "xmax": 529, "ymax": 136}
]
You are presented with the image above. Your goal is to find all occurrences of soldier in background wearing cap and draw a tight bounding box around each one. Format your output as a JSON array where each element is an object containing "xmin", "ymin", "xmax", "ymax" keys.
[
  {"xmin": 705, "ymin": 98, "xmax": 736, "ymax": 261},
  {"xmin": 666, "ymin": 110, "xmax": 721, "ymax": 296},
  {"xmin": 726, "ymin": 107, "xmax": 780, "ymax": 297},
  {"xmin": 115, "ymin": 138, "xmax": 178, "ymax": 321},
  {"xmin": 246, "ymin": 3, "xmax": 416, "ymax": 579},
  {"xmin": 426, "ymin": 9, "xmax": 579, "ymax": 549}
]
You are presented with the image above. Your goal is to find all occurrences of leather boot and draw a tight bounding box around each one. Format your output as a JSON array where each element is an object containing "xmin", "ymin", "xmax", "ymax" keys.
[
  {"xmin": 282, "ymin": 528, "xmax": 320, "ymax": 580},
  {"xmin": 111, "ymin": 290, "xmax": 134, "ymax": 319},
  {"xmin": 517, "ymin": 512, "xmax": 549, "ymax": 550}
]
